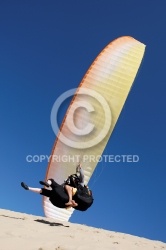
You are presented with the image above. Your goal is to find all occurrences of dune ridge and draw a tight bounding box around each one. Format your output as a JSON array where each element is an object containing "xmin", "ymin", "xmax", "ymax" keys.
[{"xmin": 0, "ymin": 209, "xmax": 165, "ymax": 250}]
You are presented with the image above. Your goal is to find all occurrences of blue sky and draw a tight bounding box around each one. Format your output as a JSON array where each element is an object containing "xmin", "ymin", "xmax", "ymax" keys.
[{"xmin": 0, "ymin": 0, "xmax": 166, "ymax": 243}]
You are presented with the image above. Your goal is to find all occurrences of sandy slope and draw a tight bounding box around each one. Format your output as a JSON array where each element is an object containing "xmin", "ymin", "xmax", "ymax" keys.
[{"xmin": 0, "ymin": 209, "xmax": 165, "ymax": 250}]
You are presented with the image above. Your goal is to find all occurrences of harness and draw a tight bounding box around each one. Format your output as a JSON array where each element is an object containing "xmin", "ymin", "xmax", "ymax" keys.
[
  {"xmin": 64, "ymin": 174, "xmax": 94, "ymax": 211},
  {"xmin": 64, "ymin": 174, "xmax": 81, "ymax": 188}
]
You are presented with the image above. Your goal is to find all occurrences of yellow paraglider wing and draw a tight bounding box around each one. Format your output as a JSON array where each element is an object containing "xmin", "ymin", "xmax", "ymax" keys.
[{"xmin": 43, "ymin": 36, "xmax": 146, "ymax": 221}]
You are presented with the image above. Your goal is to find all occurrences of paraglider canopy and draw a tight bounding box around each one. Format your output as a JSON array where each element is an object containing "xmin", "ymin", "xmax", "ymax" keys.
[{"xmin": 43, "ymin": 36, "xmax": 146, "ymax": 221}]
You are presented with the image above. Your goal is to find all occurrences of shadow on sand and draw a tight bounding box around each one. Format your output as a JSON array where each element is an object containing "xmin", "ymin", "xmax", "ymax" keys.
[{"xmin": 34, "ymin": 219, "xmax": 70, "ymax": 227}]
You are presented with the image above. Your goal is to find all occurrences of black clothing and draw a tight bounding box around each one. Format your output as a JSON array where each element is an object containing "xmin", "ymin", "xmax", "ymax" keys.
[{"xmin": 40, "ymin": 179, "xmax": 69, "ymax": 208}]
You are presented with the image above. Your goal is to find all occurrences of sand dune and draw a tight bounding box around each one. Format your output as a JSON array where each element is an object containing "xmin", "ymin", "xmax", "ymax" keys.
[{"xmin": 0, "ymin": 209, "xmax": 165, "ymax": 250}]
